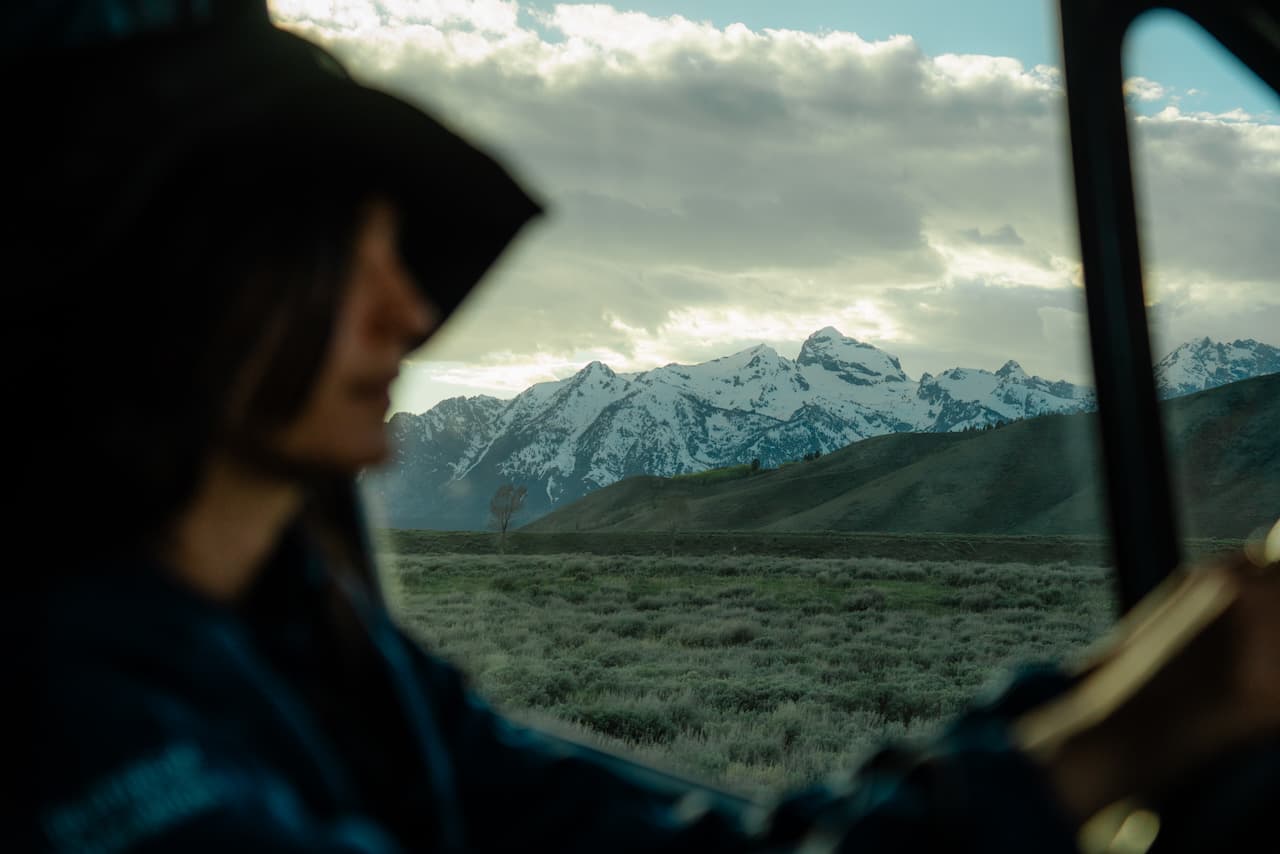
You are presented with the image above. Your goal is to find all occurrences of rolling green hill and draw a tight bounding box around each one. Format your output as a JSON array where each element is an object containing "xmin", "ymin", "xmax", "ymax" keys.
[{"xmin": 523, "ymin": 375, "xmax": 1279, "ymax": 539}]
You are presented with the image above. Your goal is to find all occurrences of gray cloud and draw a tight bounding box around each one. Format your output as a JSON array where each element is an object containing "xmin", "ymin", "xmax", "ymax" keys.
[
  {"xmin": 961, "ymin": 225, "xmax": 1025, "ymax": 246},
  {"xmin": 1131, "ymin": 113, "xmax": 1280, "ymax": 283},
  {"xmin": 879, "ymin": 280, "xmax": 1093, "ymax": 381},
  {"xmin": 269, "ymin": 2, "xmax": 1278, "ymax": 407}
]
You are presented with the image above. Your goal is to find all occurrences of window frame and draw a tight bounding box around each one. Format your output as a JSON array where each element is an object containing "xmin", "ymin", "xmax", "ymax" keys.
[{"xmin": 1059, "ymin": 0, "xmax": 1279, "ymax": 611}]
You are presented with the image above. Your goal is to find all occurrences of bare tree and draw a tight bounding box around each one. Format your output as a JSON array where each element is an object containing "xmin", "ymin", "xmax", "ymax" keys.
[
  {"xmin": 666, "ymin": 495, "xmax": 691, "ymax": 558},
  {"xmin": 489, "ymin": 483, "xmax": 528, "ymax": 551}
]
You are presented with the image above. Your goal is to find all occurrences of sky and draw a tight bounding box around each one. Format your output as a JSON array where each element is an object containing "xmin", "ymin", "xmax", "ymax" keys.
[{"xmin": 267, "ymin": 1, "xmax": 1280, "ymax": 414}]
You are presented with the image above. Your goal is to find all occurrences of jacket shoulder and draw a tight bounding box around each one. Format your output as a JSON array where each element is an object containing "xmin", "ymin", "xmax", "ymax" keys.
[{"xmin": 11, "ymin": 575, "xmax": 397, "ymax": 852}]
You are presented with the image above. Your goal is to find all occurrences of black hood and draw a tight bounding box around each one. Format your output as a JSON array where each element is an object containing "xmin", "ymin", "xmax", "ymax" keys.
[{"xmin": 8, "ymin": 0, "xmax": 543, "ymax": 322}]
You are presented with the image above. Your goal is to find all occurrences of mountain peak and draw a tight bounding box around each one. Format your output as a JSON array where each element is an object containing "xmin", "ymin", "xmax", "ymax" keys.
[
  {"xmin": 1155, "ymin": 336, "xmax": 1280, "ymax": 396},
  {"xmin": 370, "ymin": 334, "xmax": 1273, "ymax": 530},
  {"xmin": 797, "ymin": 327, "xmax": 906, "ymax": 385},
  {"xmin": 565, "ymin": 360, "xmax": 621, "ymax": 392},
  {"xmin": 580, "ymin": 360, "xmax": 616, "ymax": 377},
  {"xmin": 995, "ymin": 360, "xmax": 1026, "ymax": 379},
  {"xmin": 728, "ymin": 342, "xmax": 780, "ymax": 359},
  {"xmin": 808, "ymin": 326, "xmax": 850, "ymax": 342}
]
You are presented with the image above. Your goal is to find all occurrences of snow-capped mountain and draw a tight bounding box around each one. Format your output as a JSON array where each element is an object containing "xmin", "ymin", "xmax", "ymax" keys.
[
  {"xmin": 359, "ymin": 328, "xmax": 1075, "ymax": 529},
  {"xmin": 361, "ymin": 331, "xmax": 1275, "ymax": 530},
  {"xmin": 1154, "ymin": 338, "xmax": 1280, "ymax": 398}
]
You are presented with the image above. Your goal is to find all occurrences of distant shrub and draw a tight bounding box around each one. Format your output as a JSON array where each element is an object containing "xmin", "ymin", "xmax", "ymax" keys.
[
  {"xmin": 1036, "ymin": 587, "xmax": 1069, "ymax": 607},
  {"xmin": 940, "ymin": 583, "xmax": 1007, "ymax": 612},
  {"xmin": 663, "ymin": 696, "xmax": 707, "ymax": 735},
  {"xmin": 871, "ymin": 562, "xmax": 928, "ymax": 582},
  {"xmin": 486, "ymin": 664, "xmax": 573, "ymax": 707},
  {"xmin": 715, "ymin": 585, "xmax": 755, "ymax": 601},
  {"xmin": 727, "ymin": 731, "xmax": 783, "ymax": 766},
  {"xmin": 642, "ymin": 615, "xmax": 682, "ymax": 638},
  {"xmin": 669, "ymin": 624, "xmax": 715, "ymax": 647},
  {"xmin": 798, "ymin": 625, "xmax": 841, "ymax": 646},
  {"xmin": 712, "ymin": 563, "xmax": 747, "ymax": 576},
  {"xmin": 799, "ymin": 600, "xmax": 836, "ymax": 616},
  {"xmin": 489, "ymin": 576, "xmax": 521, "ymax": 594},
  {"xmin": 701, "ymin": 679, "xmax": 804, "ymax": 713},
  {"xmin": 604, "ymin": 615, "xmax": 647, "ymax": 638},
  {"xmin": 770, "ymin": 702, "xmax": 808, "ymax": 751},
  {"xmin": 837, "ymin": 683, "xmax": 951, "ymax": 725},
  {"xmin": 748, "ymin": 596, "xmax": 782, "ymax": 613},
  {"xmin": 718, "ymin": 621, "xmax": 758, "ymax": 645},
  {"xmin": 559, "ymin": 560, "xmax": 595, "ymax": 581},
  {"xmin": 576, "ymin": 704, "xmax": 678, "ymax": 744},
  {"xmin": 592, "ymin": 646, "xmax": 643, "ymax": 668},
  {"xmin": 671, "ymin": 464, "xmax": 753, "ymax": 485},
  {"xmin": 842, "ymin": 588, "xmax": 887, "ymax": 612}
]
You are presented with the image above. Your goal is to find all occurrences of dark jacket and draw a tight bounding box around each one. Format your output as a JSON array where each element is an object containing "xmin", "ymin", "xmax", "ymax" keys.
[{"xmin": 12, "ymin": 523, "xmax": 1080, "ymax": 852}]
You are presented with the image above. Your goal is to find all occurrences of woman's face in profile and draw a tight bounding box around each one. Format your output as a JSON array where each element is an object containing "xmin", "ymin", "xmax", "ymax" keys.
[{"xmin": 270, "ymin": 197, "xmax": 439, "ymax": 473}]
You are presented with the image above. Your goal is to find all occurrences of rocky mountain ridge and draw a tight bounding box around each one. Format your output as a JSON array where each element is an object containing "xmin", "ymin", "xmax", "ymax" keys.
[{"xmin": 362, "ymin": 331, "xmax": 1278, "ymax": 530}]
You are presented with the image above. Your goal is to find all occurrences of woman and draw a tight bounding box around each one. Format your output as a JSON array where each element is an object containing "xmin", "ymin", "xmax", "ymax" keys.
[{"xmin": 10, "ymin": 3, "xmax": 1278, "ymax": 852}]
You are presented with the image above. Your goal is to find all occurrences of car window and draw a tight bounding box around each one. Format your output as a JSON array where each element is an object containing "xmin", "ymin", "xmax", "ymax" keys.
[
  {"xmin": 269, "ymin": 0, "xmax": 1270, "ymax": 799},
  {"xmin": 1123, "ymin": 9, "xmax": 1280, "ymax": 550}
]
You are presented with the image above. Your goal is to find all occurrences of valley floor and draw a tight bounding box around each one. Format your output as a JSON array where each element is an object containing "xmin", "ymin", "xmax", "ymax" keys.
[{"xmin": 375, "ymin": 540, "xmax": 1142, "ymax": 799}]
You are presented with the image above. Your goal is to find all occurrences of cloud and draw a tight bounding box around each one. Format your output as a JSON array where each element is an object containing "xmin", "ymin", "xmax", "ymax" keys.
[
  {"xmin": 878, "ymin": 280, "xmax": 1094, "ymax": 382},
  {"xmin": 1131, "ymin": 108, "xmax": 1280, "ymax": 284},
  {"xmin": 271, "ymin": 0, "xmax": 522, "ymax": 36},
  {"xmin": 268, "ymin": 1, "xmax": 1279, "ymax": 409},
  {"xmin": 960, "ymin": 224, "xmax": 1025, "ymax": 246},
  {"xmin": 1124, "ymin": 76, "xmax": 1168, "ymax": 103}
]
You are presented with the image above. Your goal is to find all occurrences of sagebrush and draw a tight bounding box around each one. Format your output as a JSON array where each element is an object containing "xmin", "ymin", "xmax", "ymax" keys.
[{"xmin": 378, "ymin": 551, "xmax": 1112, "ymax": 799}]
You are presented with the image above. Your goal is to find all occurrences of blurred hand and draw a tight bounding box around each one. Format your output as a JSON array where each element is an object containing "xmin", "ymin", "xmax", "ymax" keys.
[
  {"xmin": 1014, "ymin": 544, "xmax": 1280, "ymax": 824},
  {"xmin": 1222, "ymin": 550, "xmax": 1280, "ymax": 732}
]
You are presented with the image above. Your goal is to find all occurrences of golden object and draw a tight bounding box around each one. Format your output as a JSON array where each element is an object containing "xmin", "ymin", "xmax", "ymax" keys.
[
  {"xmin": 1244, "ymin": 517, "xmax": 1280, "ymax": 569},
  {"xmin": 1014, "ymin": 533, "xmax": 1278, "ymax": 848},
  {"xmin": 1013, "ymin": 563, "xmax": 1238, "ymax": 757},
  {"xmin": 1077, "ymin": 800, "xmax": 1161, "ymax": 854}
]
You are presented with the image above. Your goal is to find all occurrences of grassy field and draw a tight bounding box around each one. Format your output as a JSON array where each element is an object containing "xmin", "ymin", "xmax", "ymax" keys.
[
  {"xmin": 375, "ymin": 541, "xmax": 1123, "ymax": 800},
  {"xmin": 378, "ymin": 529, "xmax": 1243, "ymax": 566}
]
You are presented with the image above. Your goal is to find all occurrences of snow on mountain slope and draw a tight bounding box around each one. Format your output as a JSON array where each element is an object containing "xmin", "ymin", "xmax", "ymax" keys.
[
  {"xmin": 576, "ymin": 383, "xmax": 783, "ymax": 487},
  {"xmin": 914, "ymin": 360, "xmax": 1095, "ymax": 432},
  {"xmin": 1154, "ymin": 338, "xmax": 1280, "ymax": 398},
  {"xmin": 797, "ymin": 327, "xmax": 910, "ymax": 386},
  {"xmin": 498, "ymin": 361, "xmax": 633, "ymax": 481},
  {"xmin": 363, "ymin": 333, "xmax": 1272, "ymax": 529},
  {"xmin": 635, "ymin": 344, "xmax": 804, "ymax": 419},
  {"xmin": 382, "ymin": 394, "xmax": 506, "ymax": 479}
]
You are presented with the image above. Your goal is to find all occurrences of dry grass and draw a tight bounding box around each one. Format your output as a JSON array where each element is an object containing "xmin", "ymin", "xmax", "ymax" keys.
[{"xmin": 378, "ymin": 551, "xmax": 1113, "ymax": 800}]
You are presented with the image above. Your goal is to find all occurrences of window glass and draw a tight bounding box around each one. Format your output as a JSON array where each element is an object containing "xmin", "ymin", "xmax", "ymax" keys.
[
  {"xmin": 1123, "ymin": 10, "xmax": 1280, "ymax": 548},
  {"xmin": 269, "ymin": 0, "xmax": 1134, "ymax": 798}
]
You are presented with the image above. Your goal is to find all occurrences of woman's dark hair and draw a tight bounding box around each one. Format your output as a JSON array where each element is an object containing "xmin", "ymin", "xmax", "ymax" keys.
[{"xmin": 20, "ymin": 138, "xmax": 390, "ymax": 582}]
